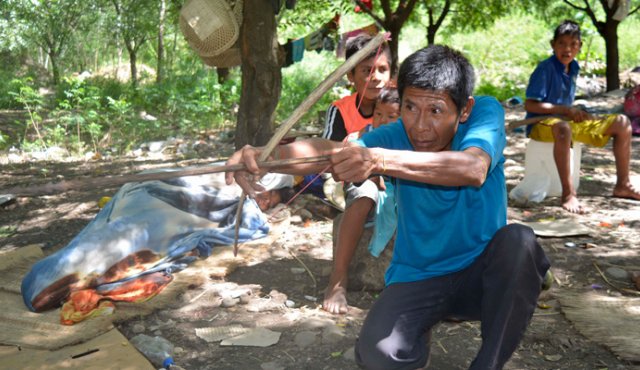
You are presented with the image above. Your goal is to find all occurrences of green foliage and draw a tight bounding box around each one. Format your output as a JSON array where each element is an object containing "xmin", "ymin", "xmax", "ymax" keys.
[
  {"xmin": 618, "ymin": 18, "xmax": 640, "ymax": 71},
  {"xmin": 8, "ymin": 77, "xmax": 46, "ymax": 148},
  {"xmin": 444, "ymin": 13, "xmax": 550, "ymax": 101},
  {"xmin": 278, "ymin": 51, "xmax": 344, "ymax": 125},
  {"xmin": 0, "ymin": 67, "xmax": 24, "ymax": 109},
  {"xmin": 2, "ymin": 1, "xmax": 638, "ymax": 155},
  {"xmin": 277, "ymin": 0, "xmax": 350, "ymax": 41}
]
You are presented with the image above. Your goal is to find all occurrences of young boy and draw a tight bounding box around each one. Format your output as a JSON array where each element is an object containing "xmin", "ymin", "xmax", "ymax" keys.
[
  {"xmin": 324, "ymin": 86, "xmax": 400, "ymax": 315},
  {"xmin": 322, "ymin": 34, "xmax": 392, "ymax": 141},
  {"xmin": 297, "ymin": 34, "xmax": 392, "ymax": 200},
  {"xmin": 361, "ymin": 86, "xmax": 401, "ymax": 134},
  {"xmin": 524, "ymin": 20, "xmax": 640, "ymax": 213},
  {"xmin": 315, "ymin": 33, "xmax": 393, "ymax": 314}
]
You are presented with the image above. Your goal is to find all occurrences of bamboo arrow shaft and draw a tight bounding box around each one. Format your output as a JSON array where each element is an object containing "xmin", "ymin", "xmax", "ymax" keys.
[{"xmin": 2, "ymin": 155, "xmax": 331, "ymax": 198}]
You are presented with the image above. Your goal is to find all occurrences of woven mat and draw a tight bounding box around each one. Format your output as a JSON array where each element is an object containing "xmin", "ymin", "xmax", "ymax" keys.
[
  {"xmin": 0, "ymin": 240, "xmax": 276, "ymax": 350},
  {"xmin": 558, "ymin": 290, "xmax": 640, "ymax": 361}
]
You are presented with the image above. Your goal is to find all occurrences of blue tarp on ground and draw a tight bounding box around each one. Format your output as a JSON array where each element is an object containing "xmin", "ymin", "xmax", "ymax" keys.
[{"xmin": 21, "ymin": 174, "xmax": 270, "ymax": 312}]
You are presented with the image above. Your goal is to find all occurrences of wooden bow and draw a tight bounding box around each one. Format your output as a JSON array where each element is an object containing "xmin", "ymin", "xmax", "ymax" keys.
[{"xmin": 232, "ymin": 32, "xmax": 389, "ymax": 256}]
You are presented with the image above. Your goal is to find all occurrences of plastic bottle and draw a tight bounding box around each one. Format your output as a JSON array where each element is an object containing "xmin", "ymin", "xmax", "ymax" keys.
[{"xmin": 130, "ymin": 334, "xmax": 174, "ymax": 368}]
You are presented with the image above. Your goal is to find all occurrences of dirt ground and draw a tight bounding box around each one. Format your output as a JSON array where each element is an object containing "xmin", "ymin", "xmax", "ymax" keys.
[{"xmin": 1, "ymin": 96, "xmax": 640, "ymax": 370}]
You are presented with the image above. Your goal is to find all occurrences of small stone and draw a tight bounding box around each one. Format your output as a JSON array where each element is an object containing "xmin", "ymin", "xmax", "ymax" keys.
[
  {"xmin": 605, "ymin": 267, "xmax": 629, "ymax": 280},
  {"xmin": 221, "ymin": 298, "xmax": 239, "ymax": 308},
  {"xmin": 285, "ymin": 300, "xmax": 296, "ymax": 308},
  {"xmin": 343, "ymin": 346, "xmax": 356, "ymax": 362},
  {"xmin": 239, "ymin": 294, "xmax": 252, "ymax": 304},
  {"xmin": 174, "ymin": 347, "xmax": 184, "ymax": 355},
  {"xmin": 132, "ymin": 324, "xmax": 146, "ymax": 334},
  {"xmin": 564, "ymin": 242, "xmax": 577, "ymax": 248},
  {"xmin": 544, "ymin": 354, "xmax": 563, "ymax": 362},
  {"xmin": 322, "ymin": 324, "xmax": 346, "ymax": 342},
  {"xmin": 290, "ymin": 267, "xmax": 306, "ymax": 274},
  {"xmin": 294, "ymin": 331, "xmax": 318, "ymax": 348}
]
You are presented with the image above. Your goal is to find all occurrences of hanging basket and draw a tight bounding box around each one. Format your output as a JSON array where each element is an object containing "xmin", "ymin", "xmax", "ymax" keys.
[
  {"xmin": 200, "ymin": 45, "xmax": 241, "ymax": 68},
  {"xmin": 179, "ymin": 0, "xmax": 243, "ymax": 58}
]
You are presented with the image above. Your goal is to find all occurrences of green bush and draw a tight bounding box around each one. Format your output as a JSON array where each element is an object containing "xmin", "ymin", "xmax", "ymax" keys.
[{"xmin": 278, "ymin": 50, "xmax": 344, "ymax": 126}]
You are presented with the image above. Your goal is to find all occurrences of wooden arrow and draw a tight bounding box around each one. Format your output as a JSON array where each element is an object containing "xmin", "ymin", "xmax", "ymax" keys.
[{"xmin": 1, "ymin": 155, "xmax": 331, "ymax": 198}]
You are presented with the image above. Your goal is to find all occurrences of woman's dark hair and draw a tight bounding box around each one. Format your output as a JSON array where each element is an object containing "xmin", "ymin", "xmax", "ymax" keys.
[
  {"xmin": 553, "ymin": 20, "xmax": 581, "ymax": 42},
  {"xmin": 397, "ymin": 45, "xmax": 475, "ymax": 114},
  {"xmin": 345, "ymin": 33, "xmax": 391, "ymax": 71}
]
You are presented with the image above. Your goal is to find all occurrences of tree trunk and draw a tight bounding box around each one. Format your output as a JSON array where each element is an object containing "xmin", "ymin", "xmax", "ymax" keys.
[
  {"xmin": 426, "ymin": 26, "xmax": 436, "ymax": 45},
  {"xmin": 236, "ymin": 0, "xmax": 281, "ymax": 148},
  {"xmin": 602, "ymin": 22, "xmax": 620, "ymax": 91},
  {"xmin": 387, "ymin": 24, "xmax": 401, "ymax": 75},
  {"xmin": 217, "ymin": 68, "xmax": 230, "ymax": 84},
  {"xmin": 49, "ymin": 51, "xmax": 60, "ymax": 85},
  {"xmin": 156, "ymin": 0, "xmax": 166, "ymax": 84},
  {"xmin": 128, "ymin": 47, "xmax": 138, "ymax": 89}
]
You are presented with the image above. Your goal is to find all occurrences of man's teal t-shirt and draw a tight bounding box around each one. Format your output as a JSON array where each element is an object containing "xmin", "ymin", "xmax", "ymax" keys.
[{"xmin": 356, "ymin": 96, "xmax": 507, "ymax": 285}]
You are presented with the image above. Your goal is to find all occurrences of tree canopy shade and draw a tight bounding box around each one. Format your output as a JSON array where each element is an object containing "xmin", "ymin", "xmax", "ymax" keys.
[
  {"xmin": 354, "ymin": 0, "xmax": 420, "ymax": 73},
  {"xmin": 6, "ymin": 0, "xmax": 94, "ymax": 85},
  {"xmin": 110, "ymin": 0, "xmax": 159, "ymax": 89},
  {"xmin": 561, "ymin": 0, "xmax": 640, "ymax": 91},
  {"xmin": 419, "ymin": 0, "xmax": 512, "ymax": 45}
]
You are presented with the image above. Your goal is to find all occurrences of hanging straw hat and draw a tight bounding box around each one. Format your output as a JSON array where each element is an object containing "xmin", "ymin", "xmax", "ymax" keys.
[
  {"xmin": 179, "ymin": 0, "xmax": 243, "ymax": 61},
  {"xmin": 200, "ymin": 47, "xmax": 241, "ymax": 68}
]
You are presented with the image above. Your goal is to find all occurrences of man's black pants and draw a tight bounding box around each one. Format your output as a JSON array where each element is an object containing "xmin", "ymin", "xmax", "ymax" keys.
[{"xmin": 355, "ymin": 224, "xmax": 550, "ymax": 370}]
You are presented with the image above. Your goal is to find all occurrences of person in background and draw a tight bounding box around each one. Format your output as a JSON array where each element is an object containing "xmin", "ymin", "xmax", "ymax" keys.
[
  {"xmin": 322, "ymin": 33, "xmax": 392, "ymax": 142},
  {"xmin": 524, "ymin": 20, "xmax": 640, "ymax": 214}
]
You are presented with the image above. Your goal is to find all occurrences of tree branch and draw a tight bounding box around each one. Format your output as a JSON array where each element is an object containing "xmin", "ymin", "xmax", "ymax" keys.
[
  {"xmin": 394, "ymin": 0, "xmax": 419, "ymax": 26},
  {"xmin": 598, "ymin": 0, "xmax": 615, "ymax": 18},
  {"xmin": 562, "ymin": 0, "xmax": 587, "ymax": 11},
  {"xmin": 380, "ymin": 0, "xmax": 393, "ymax": 18},
  {"xmin": 575, "ymin": 0, "xmax": 605, "ymax": 35},
  {"xmin": 630, "ymin": 4, "xmax": 640, "ymax": 15},
  {"xmin": 433, "ymin": 0, "xmax": 451, "ymax": 32}
]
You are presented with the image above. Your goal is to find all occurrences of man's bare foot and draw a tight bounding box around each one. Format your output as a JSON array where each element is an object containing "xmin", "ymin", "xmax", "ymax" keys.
[
  {"xmin": 562, "ymin": 194, "xmax": 586, "ymax": 214},
  {"xmin": 613, "ymin": 183, "xmax": 640, "ymax": 201},
  {"xmin": 322, "ymin": 276, "xmax": 348, "ymax": 314}
]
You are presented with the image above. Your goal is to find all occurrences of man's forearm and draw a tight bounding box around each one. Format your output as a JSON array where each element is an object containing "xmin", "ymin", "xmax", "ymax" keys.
[
  {"xmin": 380, "ymin": 147, "xmax": 490, "ymax": 188},
  {"xmin": 524, "ymin": 99, "xmax": 568, "ymax": 116}
]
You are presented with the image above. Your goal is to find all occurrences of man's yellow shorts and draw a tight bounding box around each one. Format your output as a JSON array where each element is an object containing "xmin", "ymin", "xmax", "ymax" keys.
[{"xmin": 529, "ymin": 114, "xmax": 617, "ymax": 147}]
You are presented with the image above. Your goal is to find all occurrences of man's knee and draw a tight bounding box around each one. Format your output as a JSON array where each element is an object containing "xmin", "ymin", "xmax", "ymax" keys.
[
  {"xmin": 496, "ymin": 223, "xmax": 536, "ymax": 246},
  {"xmin": 355, "ymin": 338, "xmax": 428, "ymax": 370},
  {"xmin": 551, "ymin": 120, "xmax": 572, "ymax": 141},
  {"xmin": 614, "ymin": 114, "xmax": 632, "ymax": 135},
  {"xmin": 492, "ymin": 224, "xmax": 545, "ymax": 263}
]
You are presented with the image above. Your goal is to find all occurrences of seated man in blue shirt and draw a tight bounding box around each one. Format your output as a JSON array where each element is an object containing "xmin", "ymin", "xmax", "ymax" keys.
[
  {"xmin": 226, "ymin": 45, "xmax": 550, "ymax": 370},
  {"xmin": 524, "ymin": 20, "xmax": 640, "ymax": 213}
]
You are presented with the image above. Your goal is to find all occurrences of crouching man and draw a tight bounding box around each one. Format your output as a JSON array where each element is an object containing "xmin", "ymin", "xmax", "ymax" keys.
[{"xmin": 225, "ymin": 45, "xmax": 550, "ymax": 370}]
